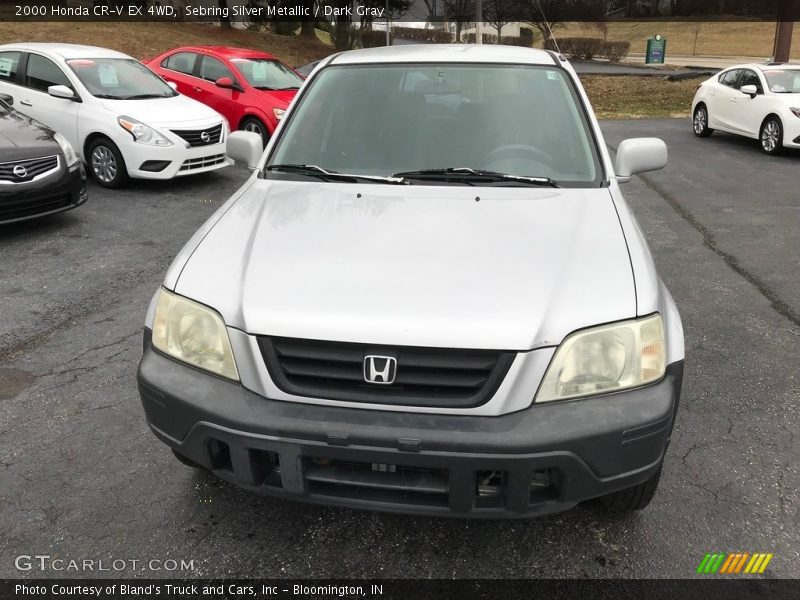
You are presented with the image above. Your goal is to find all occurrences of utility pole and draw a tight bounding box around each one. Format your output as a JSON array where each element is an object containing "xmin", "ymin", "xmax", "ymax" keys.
[
  {"xmin": 475, "ymin": 0, "xmax": 483, "ymax": 44},
  {"xmin": 386, "ymin": 0, "xmax": 391, "ymax": 46},
  {"xmin": 772, "ymin": 0, "xmax": 797, "ymax": 63}
]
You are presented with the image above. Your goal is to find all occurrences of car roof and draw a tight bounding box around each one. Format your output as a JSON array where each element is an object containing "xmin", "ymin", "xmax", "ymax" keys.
[
  {"xmin": 330, "ymin": 44, "xmax": 558, "ymax": 66},
  {"xmin": 171, "ymin": 45, "xmax": 277, "ymax": 60},
  {"xmin": 720, "ymin": 63, "xmax": 800, "ymax": 72},
  {"xmin": 0, "ymin": 43, "xmax": 131, "ymax": 60}
]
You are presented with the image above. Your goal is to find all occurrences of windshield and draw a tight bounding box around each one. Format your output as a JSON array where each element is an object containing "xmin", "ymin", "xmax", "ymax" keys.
[
  {"xmin": 266, "ymin": 64, "xmax": 601, "ymax": 186},
  {"xmin": 763, "ymin": 69, "xmax": 800, "ymax": 93},
  {"xmin": 67, "ymin": 58, "xmax": 177, "ymax": 100},
  {"xmin": 230, "ymin": 58, "xmax": 303, "ymax": 90}
]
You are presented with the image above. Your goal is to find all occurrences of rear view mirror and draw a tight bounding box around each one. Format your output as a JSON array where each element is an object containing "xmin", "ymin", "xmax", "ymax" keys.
[
  {"xmin": 740, "ymin": 84, "xmax": 758, "ymax": 97},
  {"xmin": 227, "ymin": 131, "xmax": 263, "ymax": 171},
  {"xmin": 615, "ymin": 138, "xmax": 667, "ymax": 183},
  {"xmin": 0, "ymin": 93, "xmax": 12, "ymax": 106},
  {"xmin": 48, "ymin": 85, "xmax": 76, "ymax": 101},
  {"xmin": 215, "ymin": 77, "xmax": 234, "ymax": 89}
]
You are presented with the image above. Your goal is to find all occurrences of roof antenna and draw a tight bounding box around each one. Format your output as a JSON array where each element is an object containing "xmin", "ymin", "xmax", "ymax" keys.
[{"xmin": 534, "ymin": 0, "xmax": 561, "ymax": 55}]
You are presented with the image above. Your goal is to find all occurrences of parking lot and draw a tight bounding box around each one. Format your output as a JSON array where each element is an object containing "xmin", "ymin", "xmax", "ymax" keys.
[{"xmin": 1, "ymin": 118, "xmax": 798, "ymax": 578}]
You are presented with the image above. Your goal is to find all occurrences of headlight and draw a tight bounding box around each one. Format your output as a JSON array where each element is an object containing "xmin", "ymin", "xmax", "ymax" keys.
[
  {"xmin": 151, "ymin": 288, "xmax": 239, "ymax": 381},
  {"xmin": 273, "ymin": 108, "xmax": 285, "ymax": 120},
  {"xmin": 53, "ymin": 132, "xmax": 79, "ymax": 167},
  {"xmin": 535, "ymin": 314, "xmax": 666, "ymax": 403},
  {"xmin": 118, "ymin": 116, "xmax": 173, "ymax": 146}
]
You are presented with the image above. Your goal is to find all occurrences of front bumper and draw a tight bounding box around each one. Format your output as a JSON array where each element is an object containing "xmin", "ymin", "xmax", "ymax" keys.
[
  {"xmin": 123, "ymin": 141, "xmax": 232, "ymax": 180},
  {"xmin": 137, "ymin": 332, "xmax": 683, "ymax": 518},
  {"xmin": 0, "ymin": 162, "xmax": 87, "ymax": 225}
]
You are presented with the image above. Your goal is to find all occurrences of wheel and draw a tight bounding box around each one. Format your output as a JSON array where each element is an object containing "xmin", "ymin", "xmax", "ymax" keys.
[
  {"xmin": 759, "ymin": 116, "xmax": 783, "ymax": 155},
  {"xmin": 692, "ymin": 104, "xmax": 713, "ymax": 137},
  {"xmin": 87, "ymin": 137, "xmax": 129, "ymax": 188},
  {"xmin": 239, "ymin": 117, "xmax": 269, "ymax": 148},
  {"xmin": 598, "ymin": 467, "xmax": 662, "ymax": 512},
  {"xmin": 172, "ymin": 449, "xmax": 204, "ymax": 470}
]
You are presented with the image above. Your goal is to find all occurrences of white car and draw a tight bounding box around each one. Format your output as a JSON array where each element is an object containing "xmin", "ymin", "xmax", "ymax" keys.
[
  {"xmin": 692, "ymin": 63, "xmax": 800, "ymax": 154},
  {"xmin": 0, "ymin": 43, "xmax": 232, "ymax": 187}
]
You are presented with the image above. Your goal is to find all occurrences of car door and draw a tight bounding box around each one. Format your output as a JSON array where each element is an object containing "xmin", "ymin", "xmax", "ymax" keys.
[
  {"xmin": 158, "ymin": 51, "xmax": 200, "ymax": 97},
  {"xmin": 730, "ymin": 69, "xmax": 767, "ymax": 137},
  {"xmin": 193, "ymin": 54, "xmax": 241, "ymax": 123},
  {"xmin": 18, "ymin": 52, "xmax": 81, "ymax": 147},
  {"xmin": 710, "ymin": 68, "xmax": 742, "ymax": 132},
  {"xmin": 0, "ymin": 50, "xmax": 23, "ymax": 103}
]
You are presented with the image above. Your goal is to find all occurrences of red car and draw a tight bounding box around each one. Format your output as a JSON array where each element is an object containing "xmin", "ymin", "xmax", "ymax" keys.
[{"xmin": 146, "ymin": 46, "xmax": 303, "ymax": 147}]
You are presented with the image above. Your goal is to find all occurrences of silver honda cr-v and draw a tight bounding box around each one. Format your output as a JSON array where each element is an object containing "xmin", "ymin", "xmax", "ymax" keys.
[{"xmin": 137, "ymin": 45, "xmax": 684, "ymax": 518}]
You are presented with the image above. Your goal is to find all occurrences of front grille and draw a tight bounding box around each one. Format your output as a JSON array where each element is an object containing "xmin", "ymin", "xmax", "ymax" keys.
[
  {"xmin": 0, "ymin": 155, "xmax": 59, "ymax": 183},
  {"xmin": 0, "ymin": 192, "xmax": 71, "ymax": 221},
  {"xmin": 258, "ymin": 336, "xmax": 515, "ymax": 408},
  {"xmin": 178, "ymin": 154, "xmax": 226, "ymax": 171},
  {"xmin": 170, "ymin": 123, "xmax": 223, "ymax": 147}
]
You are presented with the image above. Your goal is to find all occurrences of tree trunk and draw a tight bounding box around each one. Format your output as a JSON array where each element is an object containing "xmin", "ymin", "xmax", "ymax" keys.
[
  {"xmin": 300, "ymin": 0, "xmax": 316, "ymax": 35},
  {"xmin": 217, "ymin": 0, "xmax": 230, "ymax": 28}
]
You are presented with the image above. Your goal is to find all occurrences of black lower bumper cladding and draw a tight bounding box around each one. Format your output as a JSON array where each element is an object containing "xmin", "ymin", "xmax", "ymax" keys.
[{"xmin": 137, "ymin": 329, "xmax": 683, "ymax": 518}]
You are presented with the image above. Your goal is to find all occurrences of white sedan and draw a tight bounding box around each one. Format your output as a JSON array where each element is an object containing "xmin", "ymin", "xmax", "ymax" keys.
[
  {"xmin": 0, "ymin": 43, "xmax": 232, "ymax": 187},
  {"xmin": 692, "ymin": 63, "xmax": 800, "ymax": 155}
]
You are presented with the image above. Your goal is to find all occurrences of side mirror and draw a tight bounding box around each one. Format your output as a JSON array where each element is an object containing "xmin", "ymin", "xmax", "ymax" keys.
[
  {"xmin": 215, "ymin": 77, "xmax": 235, "ymax": 89},
  {"xmin": 48, "ymin": 85, "xmax": 76, "ymax": 100},
  {"xmin": 167, "ymin": 81, "xmax": 178, "ymax": 90},
  {"xmin": 740, "ymin": 84, "xmax": 758, "ymax": 97},
  {"xmin": 227, "ymin": 131, "xmax": 263, "ymax": 171},
  {"xmin": 615, "ymin": 137, "xmax": 667, "ymax": 183},
  {"xmin": 0, "ymin": 93, "xmax": 12, "ymax": 106}
]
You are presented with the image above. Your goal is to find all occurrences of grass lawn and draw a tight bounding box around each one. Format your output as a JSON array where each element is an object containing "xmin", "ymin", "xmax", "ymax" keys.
[
  {"xmin": 581, "ymin": 75, "xmax": 700, "ymax": 119},
  {"xmin": 558, "ymin": 20, "xmax": 800, "ymax": 59},
  {"xmin": 0, "ymin": 22, "xmax": 333, "ymax": 66}
]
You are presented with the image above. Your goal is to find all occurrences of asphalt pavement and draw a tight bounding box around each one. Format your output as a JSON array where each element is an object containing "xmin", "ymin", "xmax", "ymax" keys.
[{"xmin": 0, "ymin": 120, "xmax": 798, "ymax": 578}]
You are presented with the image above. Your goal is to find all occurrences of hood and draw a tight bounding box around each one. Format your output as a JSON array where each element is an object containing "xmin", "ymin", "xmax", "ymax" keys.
[
  {"xmin": 175, "ymin": 181, "xmax": 636, "ymax": 350},
  {"xmin": 100, "ymin": 95, "xmax": 222, "ymax": 127},
  {"xmin": 254, "ymin": 88, "xmax": 297, "ymax": 107},
  {"xmin": 0, "ymin": 108, "xmax": 59, "ymax": 161}
]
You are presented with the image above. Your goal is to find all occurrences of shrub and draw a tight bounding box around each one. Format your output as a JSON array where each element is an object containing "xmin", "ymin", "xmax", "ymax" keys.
[
  {"xmin": 600, "ymin": 40, "xmax": 631, "ymax": 63},
  {"xmin": 391, "ymin": 27, "xmax": 453, "ymax": 44},
  {"xmin": 360, "ymin": 29, "xmax": 393, "ymax": 48}
]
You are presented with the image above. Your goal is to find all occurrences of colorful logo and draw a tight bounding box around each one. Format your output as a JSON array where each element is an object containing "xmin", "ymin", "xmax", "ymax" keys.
[{"xmin": 697, "ymin": 552, "xmax": 773, "ymax": 574}]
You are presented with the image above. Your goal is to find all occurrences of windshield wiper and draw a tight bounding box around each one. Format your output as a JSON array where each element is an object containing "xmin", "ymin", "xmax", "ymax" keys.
[
  {"xmin": 276, "ymin": 86, "xmax": 300, "ymax": 91},
  {"xmin": 265, "ymin": 164, "xmax": 407, "ymax": 184},
  {"xmin": 118, "ymin": 94, "xmax": 171, "ymax": 100},
  {"xmin": 392, "ymin": 167, "xmax": 559, "ymax": 187},
  {"xmin": 253, "ymin": 86, "xmax": 277, "ymax": 91}
]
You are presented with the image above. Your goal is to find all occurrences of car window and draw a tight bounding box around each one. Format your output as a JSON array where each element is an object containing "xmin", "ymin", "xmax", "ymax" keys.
[
  {"xmin": 25, "ymin": 54, "xmax": 71, "ymax": 93},
  {"xmin": 763, "ymin": 69, "xmax": 800, "ymax": 93},
  {"xmin": 230, "ymin": 57, "xmax": 303, "ymax": 90},
  {"xmin": 0, "ymin": 51, "xmax": 21, "ymax": 83},
  {"xmin": 67, "ymin": 58, "xmax": 176, "ymax": 99},
  {"xmin": 739, "ymin": 70, "xmax": 763, "ymax": 93},
  {"xmin": 162, "ymin": 52, "xmax": 198, "ymax": 76},
  {"xmin": 719, "ymin": 69, "xmax": 742, "ymax": 88},
  {"xmin": 199, "ymin": 55, "xmax": 233, "ymax": 83},
  {"xmin": 268, "ymin": 64, "xmax": 601, "ymax": 186}
]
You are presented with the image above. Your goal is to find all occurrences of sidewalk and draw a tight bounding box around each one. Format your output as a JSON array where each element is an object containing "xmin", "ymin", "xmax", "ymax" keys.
[{"xmin": 624, "ymin": 53, "xmax": 800, "ymax": 69}]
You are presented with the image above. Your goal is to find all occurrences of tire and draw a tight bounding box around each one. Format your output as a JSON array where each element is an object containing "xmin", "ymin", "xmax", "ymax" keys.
[
  {"xmin": 692, "ymin": 104, "xmax": 713, "ymax": 137},
  {"xmin": 87, "ymin": 137, "xmax": 129, "ymax": 188},
  {"xmin": 239, "ymin": 117, "xmax": 269, "ymax": 149},
  {"xmin": 172, "ymin": 449, "xmax": 204, "ymax": 470},
  {"xmin": 598, "ymin": 467, "xmax": 662, "ymax": 512},
  {"xmin": 759, "ymin": 116, "xmax": 783, "ymax": 155}
]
